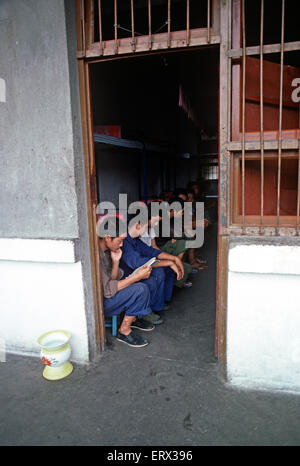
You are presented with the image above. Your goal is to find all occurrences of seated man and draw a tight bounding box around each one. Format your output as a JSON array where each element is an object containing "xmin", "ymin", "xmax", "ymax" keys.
[
  {"xmin": 98, "ymin": 213, "xmax": 155, "ymax": 348},
  {"xmin": 185, "ymin": 187, "xmax": 209, "ymax": 270},
  {"xmin": 120, "ymin": 212, "xmax": 184, "ymax": 325},
  {"xmin": 154, "ymin": 198, "xmax": 194, "ymax": 288},
  {"xmin": 141, "ymin": 201, "xmax": 192, "ymax": 288}
]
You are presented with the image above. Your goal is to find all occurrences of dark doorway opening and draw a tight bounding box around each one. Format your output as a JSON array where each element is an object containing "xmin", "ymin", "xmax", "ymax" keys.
[{"xmin": 89, "ymin": 46, "xmax": 219, "ymax": 352}]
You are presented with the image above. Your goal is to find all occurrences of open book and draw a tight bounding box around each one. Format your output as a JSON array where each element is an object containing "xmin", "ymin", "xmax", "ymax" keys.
[{"xmin": 128, "ymin": 257, "xmax": 160, "ymax": 277}]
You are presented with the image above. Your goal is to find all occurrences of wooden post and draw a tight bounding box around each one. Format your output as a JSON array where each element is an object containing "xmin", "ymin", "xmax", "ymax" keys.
[
  {"xmin": 259, "ymin": 0, "xmax": 265, "ymax": 230},
  {"xmin": 77, "ymin": 59, "xmax": 106, "ymax": 353},
  {"xmin": 276, "ymin": 0, "xmax": 285, "ymax": 232},
  {"xmin": 241, "ymin": 0, "xmax": 246, "ymax": 230},
  {"xmin": 131, "ymin": 0, "xmax": 136, "ymax": 52},
  {"xmin": 216, "ymin": 0, "xmax": 232, "ymax": 373},
  {"xmin": 167, "ymin": 0, "xmax": 171, "ymax": 48},
  {"xmin": 98, "ymin": 0, "xmax": 104, "ymax": 55},
  {"xmin": 148, "ymin": 0, "xmax": 152, "ymax": 50},
  {"xmin": 186, "ymin": 0, "xmax": 190, "ymax": 46},
  {"xmin": 86, "ymin": 0, "xmax": 94, "ymax": 49}
]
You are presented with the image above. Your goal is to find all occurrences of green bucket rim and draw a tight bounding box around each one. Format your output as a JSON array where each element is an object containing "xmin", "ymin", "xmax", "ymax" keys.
[{"xmin": 37, "ymin": 329, "xmax": 71, "ymax": 347}]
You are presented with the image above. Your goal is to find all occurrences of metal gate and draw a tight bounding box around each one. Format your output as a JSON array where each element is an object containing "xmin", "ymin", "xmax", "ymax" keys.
[{"xmin": 216, "ymin": 0, "xmax": 300, "ymax": 370}]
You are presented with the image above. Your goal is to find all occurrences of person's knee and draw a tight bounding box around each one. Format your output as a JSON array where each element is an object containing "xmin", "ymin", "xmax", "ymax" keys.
[
  {"xmin": 131, "ymin": 282, "xmax": 150, "ymax": 299},
  {"xmin": 151, "ymin": 267, "xmax": 165, "ymax": 281},
  {"xmin": 142, "ymin": 276, "xmax": 157, "ymax": 293}
]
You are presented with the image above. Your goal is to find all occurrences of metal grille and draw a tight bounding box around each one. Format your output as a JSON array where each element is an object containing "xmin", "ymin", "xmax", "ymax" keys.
[
  {"xmin": 228, "ymin": 0, "xmax": 300, "ymax": 236},
  {"xmin": 76, "ymin": 0, "xmax": 220, "ymax": 58}
]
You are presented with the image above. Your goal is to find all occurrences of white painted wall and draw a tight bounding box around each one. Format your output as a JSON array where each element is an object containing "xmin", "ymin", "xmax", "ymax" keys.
[
  {"xmin": 0, "ymin": 238, "xmax": 76, "ymax": 263},
  {"xmin": 0, "ymin": 240, "xmax": 90, "ymax": 363},
  {"xmin": 227, "ymin": 244, "xmax": 300, "ymax": 393}
]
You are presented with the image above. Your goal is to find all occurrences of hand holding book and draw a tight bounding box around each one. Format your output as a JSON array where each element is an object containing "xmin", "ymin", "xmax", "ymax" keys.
[{"xmin": 128, "ymin": 257, "xmax": 160, "ymax": 277}]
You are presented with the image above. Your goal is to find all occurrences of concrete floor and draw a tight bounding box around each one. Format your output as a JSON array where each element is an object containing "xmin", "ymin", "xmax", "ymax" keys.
[{"xmin": 1, "ymin": 225, "xmax": 300, "ymax": 446}]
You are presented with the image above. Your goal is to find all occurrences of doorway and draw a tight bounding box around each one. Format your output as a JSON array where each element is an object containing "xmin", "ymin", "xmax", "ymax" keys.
[{"xmin": 88, "ymin": 46, "xmax": 220, "ymax": 356}]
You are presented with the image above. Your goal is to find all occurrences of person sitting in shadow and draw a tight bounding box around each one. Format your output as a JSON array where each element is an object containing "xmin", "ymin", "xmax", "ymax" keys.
[
  {"xmin": 120, "ymin": 211, "xmax": 184, "ymax": 324},
  {"xmin": 97, "ymin": 213, "xmax": 155, "ymax": 348},
  {"xmin": 186, "ymin": 187, "xmax": 209, "ymax": 270},
  {"xmin": 168, "ymin": 191, "xmax": 209, "ymax": 272},
  {"xmin": 154, "ymin": 197, "xmax": 194, "ymax": 288}
]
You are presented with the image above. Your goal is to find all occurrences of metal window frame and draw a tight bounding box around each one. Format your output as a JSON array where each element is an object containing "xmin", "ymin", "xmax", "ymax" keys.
[
  {"xmin": 226, "ymin": 0, "xmax": 300, "ymax": 237},
  {"xmin": 77, "ymin": 0, "xmax": 220, "ymax": 59}
]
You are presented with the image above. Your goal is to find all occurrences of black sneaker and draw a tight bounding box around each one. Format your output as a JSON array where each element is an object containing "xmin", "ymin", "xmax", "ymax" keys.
[
  {"xmin": 116, "ymin": 331, "xmax": 149, "ymax": 348},
  {"xmin": 131, "ymin": 319, "xmax": 155, "ymax": 332}
]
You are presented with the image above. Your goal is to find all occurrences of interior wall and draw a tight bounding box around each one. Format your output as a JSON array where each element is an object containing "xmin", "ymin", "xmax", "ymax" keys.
[
  {"xmin": 96, "ymin": 148, "xmax": 140, "ymax": 205},
  {"xmin": 91, "ymin": 54, "xmax": 200, "ymax": 152},
  {"xmin": 245, "ymin": 57, "xmax": 299, "ymax": 133},
  {"xmin": 242, "ymin": 156, "xmax": 298, "ymax": 216}
]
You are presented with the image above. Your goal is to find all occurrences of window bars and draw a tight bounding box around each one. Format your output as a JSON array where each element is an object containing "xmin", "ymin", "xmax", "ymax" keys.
[
  {"xmin": 76, "ymin": 0, "xmax": 218, "ymax": 58},
  {"xmin": 229, "ymin": 0, "xmax": 300, "ymax": 235}
]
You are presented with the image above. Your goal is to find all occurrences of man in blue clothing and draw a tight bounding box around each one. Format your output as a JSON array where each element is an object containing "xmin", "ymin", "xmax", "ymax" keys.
[
  {"xmin": 120, "ymin": 213, "xmax": 184, "ymax": 325},
  {"xmin": 98, "ymin": 213, "xmax": 156, "ymax": 348}
]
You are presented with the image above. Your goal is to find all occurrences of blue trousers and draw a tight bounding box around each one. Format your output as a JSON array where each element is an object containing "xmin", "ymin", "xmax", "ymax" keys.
[
  {"xmin": 103, "ymin": 283, "xmax": 152, "ymax": 319},
  {"xmin": 142, "ymin": 267, "xmax": 175, "ymax": 311},
  {"xmin": 163, "ymin": 267, "xmax": 176, "ymax": 302}
]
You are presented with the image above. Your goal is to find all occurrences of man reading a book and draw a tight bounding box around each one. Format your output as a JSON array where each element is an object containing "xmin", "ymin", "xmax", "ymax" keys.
[
  {"xmin": 97, "ymin": 213, "xmax": 156, "ymax": 348},
  {"xmin": 120, "ymin": 212, "xmax": 184, "ymax": 325}
]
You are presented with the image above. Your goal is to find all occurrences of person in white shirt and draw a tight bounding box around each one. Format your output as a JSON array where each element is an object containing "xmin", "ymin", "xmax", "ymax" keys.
[{"xmin": 141, "ymin": 224, "xmax": 157, "ymax": 247}]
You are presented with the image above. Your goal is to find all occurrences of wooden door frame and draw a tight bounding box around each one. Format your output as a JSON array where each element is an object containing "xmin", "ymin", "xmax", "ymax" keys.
[
  {"xmin": 77, "ymin": 58, "xmax": 106, "ymax": 351},
  {"xmin": 215, "ymin": 0, "xmax": 232, "ymax": 375},
  {"xmin": 75, "ymin": 1, "xmax": 228, "ymax": 364}
]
